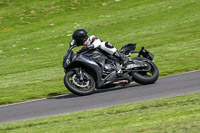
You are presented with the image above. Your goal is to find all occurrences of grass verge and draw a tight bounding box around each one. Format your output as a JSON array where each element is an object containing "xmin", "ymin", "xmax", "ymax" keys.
[{"xmin": 0, "ymin": 93, "xmax": 199, "ymax": 133}]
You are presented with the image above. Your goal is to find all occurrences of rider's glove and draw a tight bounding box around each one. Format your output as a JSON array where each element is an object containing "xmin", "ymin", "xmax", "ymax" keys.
[
  {"xmin": 77, "ymin": 44, "xmax": 94, "ymax": 54},
  {"xmin": 77, "ymin": 46, "xmax": 89, "ymax": 54}
]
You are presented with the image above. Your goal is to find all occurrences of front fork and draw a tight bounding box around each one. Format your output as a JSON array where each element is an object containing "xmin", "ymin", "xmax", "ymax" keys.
[{"xmin": 74, "ymin": 67, "xmax": 84, "ymax": 81}]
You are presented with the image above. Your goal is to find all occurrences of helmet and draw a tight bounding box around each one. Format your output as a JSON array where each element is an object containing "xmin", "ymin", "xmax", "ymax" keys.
[{"xmin": 72, "ymin": 29, "xmax": 88, "ymax": 46}]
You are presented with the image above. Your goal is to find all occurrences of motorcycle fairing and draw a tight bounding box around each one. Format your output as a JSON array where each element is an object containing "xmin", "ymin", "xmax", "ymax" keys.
[
  {"xmin": 64, "ymin": 54, "xmax": 103, "ymax": 87},
  {"xmin": 87, "ymin": 50, "xmax": 107, "ymax": 68},
  {"xmin": 63, "ymin": 49, "xmax": 74, "ymax": 68},
  {"xmin": 119, "ymin": 43, "xmax": 136, "ymax": 55}
]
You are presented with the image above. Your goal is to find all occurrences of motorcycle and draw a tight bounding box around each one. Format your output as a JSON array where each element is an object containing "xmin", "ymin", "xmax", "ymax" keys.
[{"xmin": 63, "ymin": 43, "xmax": 159, "ymax": 96}]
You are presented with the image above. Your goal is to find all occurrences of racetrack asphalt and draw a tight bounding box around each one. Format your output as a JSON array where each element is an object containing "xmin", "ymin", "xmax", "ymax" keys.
[{"xmin": 0, "ymin": 70, "xmax": 200, "ymax": 124}]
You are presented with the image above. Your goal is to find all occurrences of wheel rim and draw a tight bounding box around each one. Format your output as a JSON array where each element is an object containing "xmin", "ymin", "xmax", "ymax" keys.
[
  {"xmin": 138, "ymin": 62, "xmax": 155, "ymax": 77},
  {"xmin": 68, "ymin": 73, "xmax": 92, "ymax": 91},
  {"xmin": 72, "ymin": 74, "xmax": 90, "ymax": 88}
]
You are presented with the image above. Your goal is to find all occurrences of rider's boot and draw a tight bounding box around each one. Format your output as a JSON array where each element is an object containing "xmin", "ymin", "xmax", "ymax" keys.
[{"xmin": 114, "ymin": 51, "xmax": 129, "ymax": 67}]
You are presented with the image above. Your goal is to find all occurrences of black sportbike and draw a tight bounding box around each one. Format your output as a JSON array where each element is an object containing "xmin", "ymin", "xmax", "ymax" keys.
[{"xmin": 63, "ymin": 43, "xmax": 159, "ymax": 96}]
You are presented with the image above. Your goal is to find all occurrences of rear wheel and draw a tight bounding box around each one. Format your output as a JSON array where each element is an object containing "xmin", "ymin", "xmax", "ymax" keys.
[
  {"xmin": 132, "ymin": 57, "xmax": 159, "ymax": 84},
  {"xmin": 64, "ymin": 70, "xmax": 95, "ymax": 96}
]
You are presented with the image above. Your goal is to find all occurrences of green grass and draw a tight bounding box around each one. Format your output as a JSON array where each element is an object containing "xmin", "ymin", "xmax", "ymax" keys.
[
  {"xmin": 0, "ymin": 0, "xmax": 200, "ymax": 105},
  {"xmin": 0, "ymin": 93, "xmax": 199, "ymax": 133}
]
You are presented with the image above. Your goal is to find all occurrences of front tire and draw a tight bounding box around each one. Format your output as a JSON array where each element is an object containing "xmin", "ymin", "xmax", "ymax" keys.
[
  {"xmin": 132, "ymin": 57, "xmax": 159, "ymax": 84},
  {"xmin": 64, "ymin": 70, "xmax": 95, "ymax": 96}
]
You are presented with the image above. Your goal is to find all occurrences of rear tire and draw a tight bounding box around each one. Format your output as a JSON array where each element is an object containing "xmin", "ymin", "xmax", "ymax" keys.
[
  {"xmin": 132, "ymin": 57, "xmax": 159, "ymax": 84},
  {"xmin": 64, "ymin": 69, "xmax": 95, "ymax": 96}
]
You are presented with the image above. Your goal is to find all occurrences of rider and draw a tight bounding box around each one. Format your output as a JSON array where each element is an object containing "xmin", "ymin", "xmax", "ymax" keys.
[{"xmin": 70, "ymin": 29, "xmax": 129, "ymax": 66}]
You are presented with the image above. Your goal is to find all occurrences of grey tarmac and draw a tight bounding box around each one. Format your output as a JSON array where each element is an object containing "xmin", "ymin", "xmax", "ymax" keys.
[{"xmin": 0, "ymin": 70, "xmax": 200, "ymax": 124}]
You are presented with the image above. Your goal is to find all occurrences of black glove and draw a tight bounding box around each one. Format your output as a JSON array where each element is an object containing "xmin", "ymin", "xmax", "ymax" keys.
[
  {"xmin": 77, "ymin": 46, "xmax": 89, "ymax": 54},
  {"xmin": 77, "ymin": 44, "xmax": 95, "ymax": 54}
]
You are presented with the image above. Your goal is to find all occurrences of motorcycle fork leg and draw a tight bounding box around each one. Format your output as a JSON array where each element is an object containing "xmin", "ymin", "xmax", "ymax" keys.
[{"xmin": 74, "ymin": 67, "xmax": 84, "ymax": 81}]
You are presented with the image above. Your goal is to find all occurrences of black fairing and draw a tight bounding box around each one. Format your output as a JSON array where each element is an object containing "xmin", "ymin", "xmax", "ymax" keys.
[
  {"xmin": 120, "ymin": 43, "xmax": 136, "ymax": 55},
  {"xmin": 63, "ymin": 48, "xmax": 105, "ymax": 88},
  {"xmin": 63, "ymin": 49, "xmax": 74, "ymax": 68},
  {"xmin": 85, "ymin": 49, "xmax": 107, "ymax": 67}
]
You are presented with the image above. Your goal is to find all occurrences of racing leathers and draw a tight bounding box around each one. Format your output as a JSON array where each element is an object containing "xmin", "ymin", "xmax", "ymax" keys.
[{"xmin": 77, "ymin": 35, "xmax": 129, "ymax": 65}]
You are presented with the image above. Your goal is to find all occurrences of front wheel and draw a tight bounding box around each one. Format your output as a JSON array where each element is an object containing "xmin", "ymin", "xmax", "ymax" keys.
[
  {"xmin": 64, "ymin": 69, "xmax": 95, "ymax": 96},
  {"xmin": 132, "ymin": 57, "xmax": 159, "ymax": 84}
]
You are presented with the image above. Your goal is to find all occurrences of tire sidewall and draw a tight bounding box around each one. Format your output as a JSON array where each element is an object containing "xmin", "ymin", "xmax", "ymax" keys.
[{"xmin": 132, "ymin": 57, "xmax": 159, "ymax": 84}]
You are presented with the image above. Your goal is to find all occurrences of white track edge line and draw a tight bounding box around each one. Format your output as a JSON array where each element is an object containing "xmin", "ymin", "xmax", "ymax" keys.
[{"xmin": 0, "ymin": 94, "xmax": 69, "ymax": 108}]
